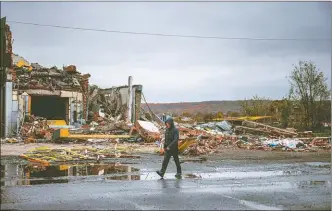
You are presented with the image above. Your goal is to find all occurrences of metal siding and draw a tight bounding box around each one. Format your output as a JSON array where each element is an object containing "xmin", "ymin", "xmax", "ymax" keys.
[
  {"xmin": 5, "ymin": 82, "xmax": 12, "ymax": 136},
  {"xmin": 12, "ymin": 100, "xmax": 18, "ymax": 111},
  {"xmin": 11, "ymin": 111, "xmax": 17, "ymax": 123},
  {"xmin": 11, "ymin": 101, "xmax": 18, "ymax": 134},
  {"xmin": 11, "ymin": 122, "xmax": 17, "ymax": 133}
]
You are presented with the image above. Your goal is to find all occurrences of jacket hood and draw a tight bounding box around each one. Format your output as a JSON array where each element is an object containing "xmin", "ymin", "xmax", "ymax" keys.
[{"xmin": 165, "ymin": 117, "xmax": 175, "ymax": 128}]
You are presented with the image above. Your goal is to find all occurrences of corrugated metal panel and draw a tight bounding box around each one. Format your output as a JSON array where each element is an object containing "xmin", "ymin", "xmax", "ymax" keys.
[{"xmin": 216, "ymin": 121, "xmax": 232, "ymax": 131}]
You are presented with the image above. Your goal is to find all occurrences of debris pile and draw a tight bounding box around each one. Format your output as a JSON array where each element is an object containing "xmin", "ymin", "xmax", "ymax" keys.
[
  {"xmin": 136, "ymin": 120, "xmax": 161, "ymax": 143},
  {"xmin": 262, "ymin": 138, "xmax": 305, "ymax": 150},
  {"xmin": 19, "ymin": 146, "xmax": 140, "ymax": 165},
  {"xmin": 88, "ymin": 86, "xmax": 127, "ymax": 121},
  {"xmin": 182, "ymin": 139, "xmax": 224, "ymax": 156},
  {"xmin": 13, "ymin": 63, "xmax": 86, "ymax": 92},
  {"xmin": 173, "ymin": 120, "xmax": 330, "ymax": 156},
  {"xmin": 309, "ymin": 138, "xmax": 331, "ymax": 150},
  {"xmin": 19, "ymin": 115, "xmax": 54, "ymax": 141},
  {"xmin": 235, "ymin": 120, "xmax": 298, "ymax": 137},
  {"xmin": 0, "ymin": 137, "xmax": 23, "ymax": 144},
  {"xmin": 85, "ymin": 118, "xmax": 132, "ymax": 134}
]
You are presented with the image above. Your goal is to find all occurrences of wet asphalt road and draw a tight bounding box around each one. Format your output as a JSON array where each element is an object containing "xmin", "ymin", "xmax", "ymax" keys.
[{"xmin": 1, "ymin": 154, "xmax": 331, "ymax": 210}]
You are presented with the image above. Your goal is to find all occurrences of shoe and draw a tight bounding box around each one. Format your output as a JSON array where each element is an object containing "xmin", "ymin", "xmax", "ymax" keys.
[
  {"xmin": 156, "ymin": 171, "xmax": 164, "ymax": 178},
  {"xmin": 175, "ymin": 173, "xmax": 182, "ymax": 179}
]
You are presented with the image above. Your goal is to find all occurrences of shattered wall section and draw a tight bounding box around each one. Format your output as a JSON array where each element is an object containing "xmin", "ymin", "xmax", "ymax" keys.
[
  {"xmin": 90, "ymin": 85, "xmax": 143, "ymax": 123},
  {"xmin": 5, "ymin": 24, "xmax": 13, "ymax": 80},
  {"xmin": 80, "ymin": 74, "xmax": 90, "ymax": 120},
  {"xmin": 97, "ymin": 86, "xmax": 128, "ymax": 121},
  {"xmin": 134, "ymin": 85, "xmax": 142, "ymax": 124}
]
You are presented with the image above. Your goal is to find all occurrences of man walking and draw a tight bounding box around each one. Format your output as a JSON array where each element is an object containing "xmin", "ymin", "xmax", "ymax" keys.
[{"xmin": 156, "ymin": 117, "xmax": 182, "ymax": 179}]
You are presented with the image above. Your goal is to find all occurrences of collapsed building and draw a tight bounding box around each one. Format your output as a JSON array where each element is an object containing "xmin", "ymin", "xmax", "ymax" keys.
[
  {"xmin": 88, "ymin": 76, "xmax": 142, "ymax": 124},
  {"xmin": 0, "ymin": 19, "xmax": 143, "ymax": 138},
  {"xmin": 2, "ymin": 54, "xmax": 91, "ymax": 137},
  {"xmin": 2, "ymin": 54, "xmax": 143, "ymax": 138}
]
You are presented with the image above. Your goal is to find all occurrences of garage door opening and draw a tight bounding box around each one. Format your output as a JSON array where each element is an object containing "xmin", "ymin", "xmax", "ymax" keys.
[{"xmin": 31, "ymin": 96, "xmax": 69, "ymax": 121}]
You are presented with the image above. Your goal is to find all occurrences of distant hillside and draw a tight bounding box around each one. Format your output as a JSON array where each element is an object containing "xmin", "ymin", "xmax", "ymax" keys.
[{"xmin": 142, "ymin": 101, "xmax": 246, "ymax": 115}]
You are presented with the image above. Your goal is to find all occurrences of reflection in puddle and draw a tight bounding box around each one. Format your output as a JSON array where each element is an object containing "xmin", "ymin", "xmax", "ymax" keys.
[
  {"xmin": 1, "ymin": 163, "xmax": 140, "ymax": 186},
  {"xmin": 2, "ymin": 162, "xmax": 329, "ymax": 187},
  {"xmin": 107, "ymin": 175, "xmax": 141, "ymax": 181}
]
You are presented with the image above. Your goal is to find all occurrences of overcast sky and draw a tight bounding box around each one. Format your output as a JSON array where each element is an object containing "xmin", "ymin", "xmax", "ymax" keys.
[{"xmin": 1, "ymin": 2, "xmax": 331, "ymax": 103}]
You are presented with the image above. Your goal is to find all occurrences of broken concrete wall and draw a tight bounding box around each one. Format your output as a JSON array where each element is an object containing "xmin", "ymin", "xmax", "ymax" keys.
[
  {"xmin": 90, "ymin": 84, "xmax": 143, "ymax": 123},
  {"xmin": 79, "ymin": 74, "xmax": 90, "ymax": 120},
  {"xmin": 4, "ymin": 65, "xmax": 88, "ymax": 137}
]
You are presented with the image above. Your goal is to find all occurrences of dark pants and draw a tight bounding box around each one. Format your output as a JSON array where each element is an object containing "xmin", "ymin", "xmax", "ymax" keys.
[{"xmin": 161, "ymin": 150, "xmax": 182, "ymax": 174}]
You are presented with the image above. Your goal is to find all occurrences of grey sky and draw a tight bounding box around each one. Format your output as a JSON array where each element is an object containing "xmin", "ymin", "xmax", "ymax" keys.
[{"xmin": 1, "ymin": 2, "xmax": 331, "ymax": 103}]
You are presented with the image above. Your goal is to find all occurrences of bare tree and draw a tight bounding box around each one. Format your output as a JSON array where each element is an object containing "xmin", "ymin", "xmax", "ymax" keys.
[{"xmin": 289, "ymin": 61, "xmax": 330, "ymax": 130}]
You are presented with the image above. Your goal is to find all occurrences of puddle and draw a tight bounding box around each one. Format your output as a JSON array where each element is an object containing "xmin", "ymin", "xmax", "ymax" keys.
[
  {"xmin": 107, "ymin": 175, "xmax": 141, "ymax": 181},
  {"xmin": 305, "ymin": 162, "xmax": 331, "ymax": 168},
  {"xmin": 140, "ymin": 170, "xmax": 301, "ymax": 181},
  {"xmin": 184, "ymin": 173, "xmax": 202, "ymax": 179},
  {"xmin": 1, "ymin": 162, "xmax": 139, "ymax": 186},
  {"xmin": 296, "ymin": 180, "xmax": 331, "ymax": 189},
  {"xmin": 2, "ymin": 161, "xmax": 326, "ymax": 186},
  {"xmin": 239, "ymin": 199, "xmax": 283, "ymax": 210}
]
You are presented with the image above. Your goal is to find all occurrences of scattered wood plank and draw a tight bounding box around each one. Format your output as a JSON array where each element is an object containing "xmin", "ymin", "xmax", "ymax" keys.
[{"xmin": 242, "ymin": 120, "xmax": 298, "ymax": 136}]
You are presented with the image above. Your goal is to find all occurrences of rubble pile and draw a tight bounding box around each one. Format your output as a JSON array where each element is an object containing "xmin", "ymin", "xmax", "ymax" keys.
[
  {"xmin": 87, "ymin": 117, "xmax": 131, "ymax": 133},
  {"xmin": 13, "ymin": 64, "xmax": 85, "ymax": 91},
  {"xmin": 177, "ymin": 123, "xmax": 227, "ymax": 139},
  {"xmin": 309, "ymin": 138, "xmax": 331, "ymax": 150},
  {"xmin": 136, "ymin": 120, "xmax": 161, "ymax": 143},
  {"xmin": 182, "ymin": 138, "xmax": 224, "ymax": 156},
  {"xmin": 0, "ymin": 137, "xmax": 23, "ymax": 144},
  {"xmin": 19, "ymin": 146, "xmax": 140, "ymax": 165},
  {"xmin": 88, "ymin": 86, "xmax": 127, "ymax": 121},
  {"xmin": 171, "ymin": 120, "xmax": 330, "ymax": 156},
  {"xmin": 235, "ymin": 120, "xmax": 298, "ymax": 137},
  {"xmin": 19, "ymin": 115, "xmax": 54, "ymax": 141}
]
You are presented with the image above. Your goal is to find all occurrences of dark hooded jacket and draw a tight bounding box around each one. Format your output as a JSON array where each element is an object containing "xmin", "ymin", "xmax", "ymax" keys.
[{"xmin": 164, "ymin": 117, "xmax": 179, "ymax": 152}]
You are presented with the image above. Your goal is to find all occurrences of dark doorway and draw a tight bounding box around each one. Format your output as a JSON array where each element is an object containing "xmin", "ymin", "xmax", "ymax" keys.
[{"xmin": 31, "ymin": 96, "xmax": 68, "ymax": 120}]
